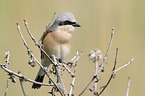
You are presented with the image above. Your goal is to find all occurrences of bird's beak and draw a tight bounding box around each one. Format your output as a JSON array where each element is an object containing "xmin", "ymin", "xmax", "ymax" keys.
[{"xmin": 72, "ymin": 23, "xmax": 81, "ymax": 27}]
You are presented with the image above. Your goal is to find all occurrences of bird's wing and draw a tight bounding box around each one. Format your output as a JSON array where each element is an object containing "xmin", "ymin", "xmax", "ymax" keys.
[{"xmin": 41, "ymin": 29, "xmax": 52, "ymax": 59}]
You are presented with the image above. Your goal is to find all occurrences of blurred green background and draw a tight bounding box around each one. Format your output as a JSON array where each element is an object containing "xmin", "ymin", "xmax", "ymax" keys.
[{"xmin": 0, "ymin": 0, "xmax": 145, "ymax": 96}]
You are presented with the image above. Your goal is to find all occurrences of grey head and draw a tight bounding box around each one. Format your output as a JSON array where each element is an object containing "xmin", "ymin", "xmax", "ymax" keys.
[{"xmin": 48, "ymin": 12, "xmax": 80, "ymax": 31}]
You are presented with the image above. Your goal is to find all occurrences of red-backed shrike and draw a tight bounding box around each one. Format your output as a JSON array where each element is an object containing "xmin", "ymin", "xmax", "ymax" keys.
[{"xmin": 32, "ymin": 12, "xmax": 80, "ymax": 89}]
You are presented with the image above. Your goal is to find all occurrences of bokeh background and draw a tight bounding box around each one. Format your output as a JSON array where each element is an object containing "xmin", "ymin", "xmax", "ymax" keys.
[{"xmin": 0, "ymin": 0, "xmax": 145, "ymax": 96}]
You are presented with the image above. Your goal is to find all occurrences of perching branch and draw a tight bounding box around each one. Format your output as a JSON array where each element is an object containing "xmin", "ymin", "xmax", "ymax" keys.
[
  {"xmin": 23, "ymin": 19, "xmax": 55, "ymax": 65},
  {"xmin": 0, "ymin": 18, "xmax": 136, "ymax": 96},
  {"xmin": 16, "ymin": 23, "xmax": 64, "ymax": 96},
  {"xmin": 18, "ymin": 19, "xmax": 83, "ymax": 96},
  {"xmin": 51, "ymin": 55, "xmax": 67, "ymax": 95}
]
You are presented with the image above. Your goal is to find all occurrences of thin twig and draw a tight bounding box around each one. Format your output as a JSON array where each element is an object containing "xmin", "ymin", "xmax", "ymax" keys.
[
  {"xmin": 62, "ymin": 64, "xmax": 74, "ymax": 75},
  {"xmin": 69, "ymin": 75, "xmax": 76, "ymax": 96},
  {"xmin": 0, "ymin": 63, "xmax": 53, "ymax": 86},
  {"xmin": 70, "ymin": 50, "xmax": 79, "ymax": 61},
  {"xmin": 4, "ymin": 51, "xmax": 10, "ymax": 68},
  {"xmin": 4, "ymin": 79, "xmax": 9, "ymax": 96},
  {"xmin": 38, "ymin": 12, "xmax": 56, "ymax": 42},
  {"xmin": 93, "ymin": 55, "xmax": 99, "ymax": 95},
  {"xmin": 73, "ymin": 51, "xmax": 83, "ymax": 63},
  {"xmin": 114, "ymin": 55, "xmax": 136, "ymax": 73},
  {"xmin": 19, "ymin": 78, "xmax": 27, "ymax": 96},
  {"xmin": 126, "ymin": 77, "xmax": 131, "ymax": 96},
  {"xmin": 52, "ymin": 55, "xmax": 67, "ymax": 95},
  {"xmin": 78, "ymin": 77, "xmax": 95, "ymax": 96},
  {"xmin": 16, "ymin": 23, "xmax": 63, "ymax": 96},
  {"xmin": 98, "ymin": 48, "xmax": 118, "ymax": 96},
  {"xmin": 64, "ymin": 51, "xmax": 82, "ymax": 75},
  {"xmin": 97, "ymin": 28, "xmax": 114, "ymax": 74},
  {"xmin": 23, "ymin": 19, "xmax": 55, "ymax": 65},
  {"xmin": 69, "ymin": 64, "xmax": 77, "ymax": 96},
  {"xmin": 79, "ymin": 29, "xmax": 114, "ymax": 96}
]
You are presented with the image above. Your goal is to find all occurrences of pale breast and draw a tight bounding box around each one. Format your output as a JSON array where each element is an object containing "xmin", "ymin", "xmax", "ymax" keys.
[
  {"xmin": 52, "ymin": 31, "xmax": 72, "ymax": 44},
  {"xmin": 42, "ymin": 30, "xmax": 71, "ymax": 61}
]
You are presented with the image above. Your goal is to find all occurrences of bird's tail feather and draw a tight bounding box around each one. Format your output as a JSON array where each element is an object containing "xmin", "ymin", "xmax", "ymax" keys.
[
  {"xmin": 32, "ymin": 59, "xmax": 51, "ymax": 89},
  {"xmin": 32, "ymin": 68, "xmax": 45, "ymax": 89}
]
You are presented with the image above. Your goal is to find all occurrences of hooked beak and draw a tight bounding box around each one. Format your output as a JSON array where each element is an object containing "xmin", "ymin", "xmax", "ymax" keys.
[{"xmin": 72, "ymin": 22, "xmax": 81, "ymax": 27}]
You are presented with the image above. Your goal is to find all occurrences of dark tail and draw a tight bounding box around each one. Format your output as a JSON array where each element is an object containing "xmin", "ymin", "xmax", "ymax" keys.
[{"xmin": 32, "ymin": 74, "xmax": 45, "ymax": 89}]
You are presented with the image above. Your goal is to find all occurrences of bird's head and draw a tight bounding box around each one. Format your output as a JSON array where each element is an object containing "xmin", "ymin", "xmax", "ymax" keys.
[{"xmin": 49, "ymin": 12, "xmax": 81, "ymax": 32}]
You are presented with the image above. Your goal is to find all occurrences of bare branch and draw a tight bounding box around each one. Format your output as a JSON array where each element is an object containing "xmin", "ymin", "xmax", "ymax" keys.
[
  {"xmin": 0, "ymin": 63, "xmax": 53, "ymax": 86},
  {"xmin": 73, "ymin": 51, "xmax": 83, "ymax": 63},
  {"xmin": 39, "ymin": 12, "xmax": 56, "ymax": 42},
  {"xmin": 93, "ymin": 57, "xmax": 98, "ymax": 95},
  {"xmin": 62, "ymin": 51, "xmax": 82, "ymax": 76},
  {"xmin": 78, "ymin": 77, "xmax": 95, "ymax": 96},
  {"xmin": 69, "ymin": 75, "xmax": 76, "ymax": 96},
  {"xmin": 19, "ymin": 78, "xmax": 27, "ymax": 96},
  {"xmin": 114, "ymin": 55, "xmax": 136, "ymax": 73},
  {"xmin": 79, "ymin": 28, "xmax": 114, "ymax": 96},
  {"xmin": 70, "ymin": 50, "xmax": 79, "ymax": 61},
  {"xmin": 4, "ymin": 79, "xmax": 9, "ymax": 96},
  {"xmin": 69, "ymin": 62, "xmax": 78, "ymax": 96},
  {"xmin": 4, "ymin": 51, "xmax": 10, "ymax": 68},
  {"xmin": 97, "ymin": 28, "xmax": 114, "ymax": 74},
  {"xmin": 16, "ymin": 23, "xmax": 63, "ymax": 95},
  {"xmin": 98, "ymin": 48, "xmax": 118, "ymax": 96},
  {"xmin": 23, "ymin": 19, "xmax": 55, "ymax": 65},
  {"xmin": 62, "ymin": 64, "xmax": 74, "ymax": 75},
  {"xmin": 126, "ymin": 77, "xmax": 131, "ymax": 96},
  {"xmin": 52, "ymin": 55, "xmax": 67, "ymax": 95}
]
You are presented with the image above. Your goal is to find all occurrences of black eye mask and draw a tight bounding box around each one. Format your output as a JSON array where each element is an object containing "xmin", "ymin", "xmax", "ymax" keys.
[{"xmin": 59, "ymin": 20, "xmax": 76, "ymax": 26}]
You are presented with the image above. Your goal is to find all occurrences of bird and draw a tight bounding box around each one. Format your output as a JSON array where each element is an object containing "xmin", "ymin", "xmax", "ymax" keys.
[{"xmin": 32, "ymin": 12, "xmax": 81, "ymax": 89}]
